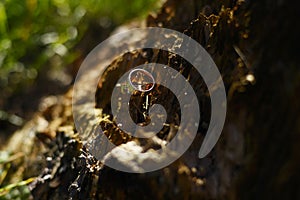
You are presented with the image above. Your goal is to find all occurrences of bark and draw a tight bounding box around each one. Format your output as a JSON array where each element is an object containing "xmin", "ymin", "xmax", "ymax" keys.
[{"xmin": 2, "ymin": 0, "xmax": 299, "ymax": 199}]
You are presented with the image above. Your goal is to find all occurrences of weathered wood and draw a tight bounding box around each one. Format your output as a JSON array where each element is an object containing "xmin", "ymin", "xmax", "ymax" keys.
[{"xmin": 2, "ymin": 0, "xmax": 299, "ymax": 199}]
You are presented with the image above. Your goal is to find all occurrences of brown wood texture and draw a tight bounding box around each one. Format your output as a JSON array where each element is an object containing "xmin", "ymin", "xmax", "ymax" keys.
[{"xmin": 2, "ymin": 0, "xmax": 299, "ymax": 199}]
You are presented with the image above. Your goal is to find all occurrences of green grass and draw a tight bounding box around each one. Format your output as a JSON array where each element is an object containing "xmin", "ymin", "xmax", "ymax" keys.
[
  {"xmin": 0, "ymin": 0, "xmax": 159, "ymax": 104},
  {"xmin": 0, "ymin": 1, "xmax": 159, "ymax": 197}
]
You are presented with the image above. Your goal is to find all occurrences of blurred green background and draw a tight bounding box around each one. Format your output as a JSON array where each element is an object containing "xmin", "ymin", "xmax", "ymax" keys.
[
  {"xmin": 0, "ymin": 0, "xmax": 158, "ymax": 136},
  {"xmin": 0, "ymin": 0, "xmax": 158, "ymax": 198}
]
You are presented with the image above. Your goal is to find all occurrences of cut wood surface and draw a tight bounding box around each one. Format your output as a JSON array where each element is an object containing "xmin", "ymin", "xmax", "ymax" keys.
[{"xmin": 1, "ymin": 0, "xmax": 299, "ymax": 199}]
